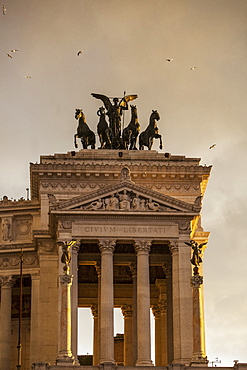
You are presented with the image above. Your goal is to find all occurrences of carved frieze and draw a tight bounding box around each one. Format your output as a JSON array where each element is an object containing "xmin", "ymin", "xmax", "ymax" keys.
[
  {"xmin": 0, "ymin": 254, "xmax": 38, "ymax": 269},
  {"xmin": 75, "ymin": 190, "xmax": 178, "ymax": 212}
]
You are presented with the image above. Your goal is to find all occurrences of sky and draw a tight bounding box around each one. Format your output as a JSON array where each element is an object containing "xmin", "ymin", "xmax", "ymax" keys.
[{"xmin": 1, "ymin": 0, "xmax": 247, "ymax": 366}]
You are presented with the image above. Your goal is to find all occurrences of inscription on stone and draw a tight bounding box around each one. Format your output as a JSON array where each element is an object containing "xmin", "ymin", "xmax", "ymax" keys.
[{"xmin": 73, "ymin": 223, "xmax": 178, "ymax": 239}]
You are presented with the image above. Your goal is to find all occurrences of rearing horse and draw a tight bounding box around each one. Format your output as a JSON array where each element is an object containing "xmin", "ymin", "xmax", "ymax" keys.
[
  {"xmin": 122, "ymin": 105, "xmax": 140, "ymax": 150},
  {"xmin": 74, "ymin": 109, "xmax": 96, "ymax": 149},
  {"xmin": 97, "ymin": 106, "xmax": 113, "ymax": 149},
  {"xmin": 139, "ymin": 110, "xmax": 162, "ymax": 150}
]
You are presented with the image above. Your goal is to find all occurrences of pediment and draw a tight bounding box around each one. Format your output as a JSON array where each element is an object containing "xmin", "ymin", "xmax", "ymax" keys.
[{"xmin": 53, "ymin": 180, "xmax": 199, "ymax": 214}]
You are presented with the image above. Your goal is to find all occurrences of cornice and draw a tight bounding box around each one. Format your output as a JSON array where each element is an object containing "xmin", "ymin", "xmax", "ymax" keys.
[{"xmin": 0, "ymin": 196, "xmax": 40, "ymax": 211}]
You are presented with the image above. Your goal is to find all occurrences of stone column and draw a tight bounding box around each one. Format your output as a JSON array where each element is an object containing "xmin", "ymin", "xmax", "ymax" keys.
[
  {"xmin": 30, "ymin": 272, "xmax": 40, "ymax": 365},
  {"xmin": 152, "ymin": 305, "xmax": 161, "ymax": 366},
  {"xmin": 71, "ymin": 242, "xmax": 80, "ymax": 364},
  {"xmin": 0, "ymin": 275, "xmax": 15, "ymax": 370},
  {"xmin": 130, "ymin": 263, "xmax": 137, "ymax": 365},
  {"xmin": 121, "ymin": 305, "xmax": 133, "ymax": 365},
  {"xmin": 95, "ymin": 263, "xmax": 101, "ymax": 366},
  {"xmin": 134, "ymin": 239, "xmax": 153, "ymax": 366},
  {"xmin": 159, "ymin": 299, "xmax": 168, "ymax": 366},
  {"xmin": 98, "ymin": 239, "xmax": 116, "ymax": 365},
  {"xmin": 163, "ymin": 263, "xmax": 173, "ymax": 364},
  {"xmin": 170, "ymin": 240, "xmax": 193, "ymax": 365},
  {"xmin": 170, "ymin": 241, "xmax": 180, "ymax": 363},
  {"xmin": 56, "ymin": 274, "xmax": 75, "ymax": 366},
  {"xmin": 190, "ymin": 274, "xmax": 208, "ymax": 366},
  {"xmin": 91, "ymin": 305, "xmax": 99, "ymax": 366}
]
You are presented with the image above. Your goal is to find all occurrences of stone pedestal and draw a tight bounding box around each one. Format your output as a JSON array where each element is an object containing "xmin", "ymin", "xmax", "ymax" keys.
[
  {"xmin": 190, "ymin": 274, "xmax": 208, "ymax": 366},
  {"xmin": 56, "ymin": 274, "xmax": 75, "ymax": 366}
]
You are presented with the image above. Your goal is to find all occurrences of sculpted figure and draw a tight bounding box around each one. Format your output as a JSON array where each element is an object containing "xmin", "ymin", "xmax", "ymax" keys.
[
  {"xmin": 185, "ymin": 240, "xmax": 207, "ymax": 267},
  {"xmin": 132, "ymin": 195, "xmax": 142, "ymax": 211},
  {"xmin": 87, "ymin": 198, "xmax": 104, "ymax": 210},
  {"xmin": 146, "ymin": 198, "xmax": 160, "ymax": 211},
  {"xmin": 91, "ymin": 93, "xmax": 138, "ymax": 147},
  {"xmin": 105, "ymin": 194, "xmax": 119, "ymax": 210},
  {"xmin": 60, "ymin": 240, "xmax": 77, "ymax": 273},
  {"xmin": 119, "ymin": 190, "xmax": 131, "ymax": 210},
  {"xmin": 2, "ymin": 218, "xmax": 11, "ymax": 241}
]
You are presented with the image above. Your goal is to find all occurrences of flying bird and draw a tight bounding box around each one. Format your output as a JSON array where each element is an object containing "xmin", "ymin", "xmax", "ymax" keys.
[
  {"xmin": 190, "ymin": 67, "xmax": 197, "ymax": 70},
  {"xmin": 166, "ymin": 58, "xmax": 173, "ymax": 62},
  {"xmin": 77, "ymin": 51, "xmax": 82, "ymax": 56},
  {"xmin": 10, "ymin": 49, "xmax": 19, "ymax": 53},
  {"xmin": 25, "ymin": 76, "xmax": 31, "ymax": 79},
  {"xmin": 7, "ymin": 53, "xmax": 12, "ymax": 58},
  {"xmin": 2, "ymin": 5, "xmax": 6, "ymax": 15},
  {"xmin": 209, "ymin": 144, "xmax": 216, "ymax": 149}
]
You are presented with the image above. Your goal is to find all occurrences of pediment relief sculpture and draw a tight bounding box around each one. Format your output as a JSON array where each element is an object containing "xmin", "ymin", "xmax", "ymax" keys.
[{"xmin": 74, "ymin": 190, "xmax": 179, "ymax": 212}]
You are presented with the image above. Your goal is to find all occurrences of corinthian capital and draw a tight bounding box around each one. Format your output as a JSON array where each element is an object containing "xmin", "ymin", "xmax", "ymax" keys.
[
  {"xmin": 134, "ymin": 239, "xmax": 152, "ymax": 254},
  {"xmin": 0, "ymin": 275, "xmax": 16, "ymax": 287},
  {"xmin": 190, "ymin": 275, "xmax": 203, "ymax": 287},
  {"xmin": 169, "ymin": 241, "xmax": 178, "ymax": 255},
  {"xmin": 98, "ymin": 239, "xmax": 116, "ymax": 253}
]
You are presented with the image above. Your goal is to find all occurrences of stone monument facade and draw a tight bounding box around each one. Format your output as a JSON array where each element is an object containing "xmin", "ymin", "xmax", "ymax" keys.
[{"xmin": 0, "ymin": 148, "xmax": 227, "ymax": 370}]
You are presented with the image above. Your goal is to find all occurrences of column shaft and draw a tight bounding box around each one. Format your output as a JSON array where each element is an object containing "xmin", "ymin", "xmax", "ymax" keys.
[
  {"xmin": 130, "ymin": 263, "xmax": 137, "ymax": 365},
  {"xmin": 91, "ymin": 305, "xmax": 99, "ymax": 366},
  {"xmin": 0, "ymin": 276, "xmax": 14, "ymax": 370},
  {"xmin": 71, "ymin": 244, "xmax": 79, "ymax": 363},
  {"xmin": 30, "ymin": 273, "xmax": 40, "ymax": 365},
  {"xmin": 121, "ymin": 305, "xmax": 133, "ymax": 366},
  {"xmin": 135, "ymin": 240, "xmax": 153, "ymax": 366},
  {"xmin": 56, "ymin": 274, "xmax": 74, "ymax": 365},
  {"xmin": 190, "ymin": 274, "xmax": 208, "ymax": 365},
  {"xmin": 99, "ymin": 239, "xmax": 115, "ymax": 364}
]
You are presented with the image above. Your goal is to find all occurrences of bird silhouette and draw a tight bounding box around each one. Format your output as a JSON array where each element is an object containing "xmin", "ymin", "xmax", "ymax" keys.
[
  {"xmin": 7, "ymin": 53, "xmax": 12, "ymax": 58},
  {"xmin": 209, "ymin": 144, "xmax": 216, "ymax": 149},
  {"xmin": 77, "ymin": 51, "xmax": 82, "ymax": 56},
  {"xmin": 190, "ymin": 67, "xmax": 197, "ymax": 70},
  {"xmin": 10, "ymin": 49, "xmax": 19, "ymax": 53},
  {"xmin": 2, "ymin": 5, "xmax": 6, "ymax": 15},
  {"xmin": 25, "ymin": 76, "xmax": 31, "ymax": 79},
  {"xmin": 166, "ymin": 58, "xmax": 173, "ymax": 62}
]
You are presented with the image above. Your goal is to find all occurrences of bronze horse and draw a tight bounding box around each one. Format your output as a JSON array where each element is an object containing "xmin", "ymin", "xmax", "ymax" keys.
[
  {"xmin": 74, "ymin": 109, "xmax": 96, "ymax": 149},
  {"xmin": 122, "ymin": 105, "xmax": 140, "ymax": 150},
  {"xmin": 139, "ymin": 110, "xmax": 162, "ymax": 150},
  {"xmin": 97, "ymin": 107, "xmax": 113, "ymax": 149}
]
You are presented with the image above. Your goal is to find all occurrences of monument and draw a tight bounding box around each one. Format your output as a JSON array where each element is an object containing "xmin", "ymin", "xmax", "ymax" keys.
[{"xmin": 0, "ymin": 93, "xmax": 245, "ymax": 370}]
